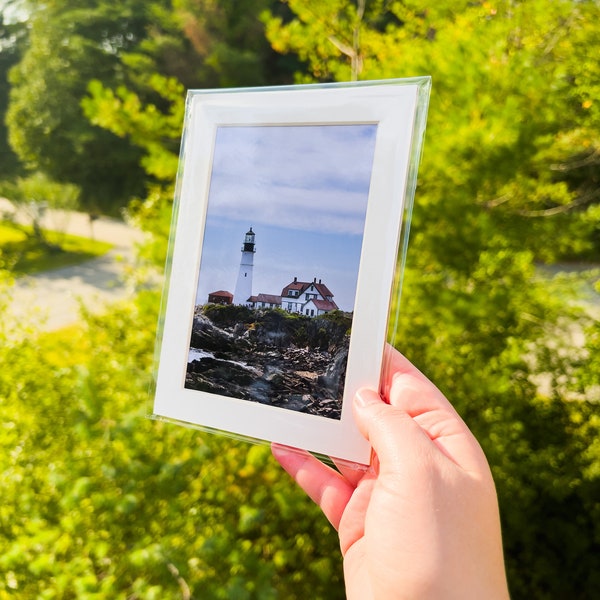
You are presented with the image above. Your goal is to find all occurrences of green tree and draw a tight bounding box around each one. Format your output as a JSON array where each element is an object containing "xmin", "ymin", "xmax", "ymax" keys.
[
  {"xmin": 81, "ymin": 0, "xmax": 298, "ymax": 262},
  {"xmin": 0, "ymin": 9, "xmax": 26, "ymax": 178},
  {"xmin": 264, "ymin": 1, "xmax": 600, "ymax": 597},
  {"xmin": 6, "ymin": 1, "xmax": 149, "ymax": 214},
  {"xmin": 165, "ymin": 0, "xmax": 298, "ymax": 89},
  {"xmin": 82, "ymin": 72, "xmax": 185, "ymax": 264},
  {"xmin": 6, "ymin": 0, "xmax": 297, "ymax": 218}
]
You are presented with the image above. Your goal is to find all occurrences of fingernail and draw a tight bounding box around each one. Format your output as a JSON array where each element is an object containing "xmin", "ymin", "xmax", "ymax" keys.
[{"xmin": 354, "ymin": 388, "xmax": 379, "ymax": 408}]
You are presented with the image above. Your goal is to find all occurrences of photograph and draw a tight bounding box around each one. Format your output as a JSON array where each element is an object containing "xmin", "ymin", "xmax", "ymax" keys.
[
  {"xmin": 185, "ymin": 124, "xmax": 378, "ymax": 420},
  {"xmin": 152, "ymin": 80, "xmax": 429, "ymax": 465}
]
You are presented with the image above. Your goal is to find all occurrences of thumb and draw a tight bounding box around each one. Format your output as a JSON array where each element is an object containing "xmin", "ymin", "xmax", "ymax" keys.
[{"xmin": 353, "ymin": 388, "xmax": 436, "ymax": 472}]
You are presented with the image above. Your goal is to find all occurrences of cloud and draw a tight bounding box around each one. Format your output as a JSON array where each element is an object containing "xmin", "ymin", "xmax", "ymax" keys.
[{"xmin": 206, "ymin": 124, "xmax": 377, "ymax": 235}]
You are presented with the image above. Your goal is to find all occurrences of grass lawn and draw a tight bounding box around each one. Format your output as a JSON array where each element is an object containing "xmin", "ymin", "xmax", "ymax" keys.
[{"xmin": 0, "ymin": 220, "xmax": 114, "ymax": 276}]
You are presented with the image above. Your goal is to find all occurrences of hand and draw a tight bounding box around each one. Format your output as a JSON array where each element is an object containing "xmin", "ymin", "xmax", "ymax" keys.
[{"xmin": 272, "ymin": 345, "xmax": 510, "ymax": 599}]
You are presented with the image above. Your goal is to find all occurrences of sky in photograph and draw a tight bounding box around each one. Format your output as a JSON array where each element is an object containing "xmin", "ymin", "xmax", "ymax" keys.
[{"xmin": 194, "ymin": 124, "xmax": 378, "ymax": 312}]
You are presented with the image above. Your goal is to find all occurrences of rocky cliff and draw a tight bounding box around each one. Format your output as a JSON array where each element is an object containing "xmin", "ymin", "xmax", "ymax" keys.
[{"xmin": 185, "ymin": 305, "xmax": 352, "ymax": 420}]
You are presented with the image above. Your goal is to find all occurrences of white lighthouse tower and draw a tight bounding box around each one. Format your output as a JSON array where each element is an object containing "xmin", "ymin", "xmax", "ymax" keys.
[{"xmin": 233, "ymin": 227, "xmax": 256, "ymax": 305}]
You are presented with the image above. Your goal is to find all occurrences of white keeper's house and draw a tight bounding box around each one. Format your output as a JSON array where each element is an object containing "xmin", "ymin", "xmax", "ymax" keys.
[
  {"xmin": 247, "ymin": 277, "xmax": 339, "ymax": 316},
  {"xmin": 246, "ymin": 293, "xmax": 281, "ymax": 310}
]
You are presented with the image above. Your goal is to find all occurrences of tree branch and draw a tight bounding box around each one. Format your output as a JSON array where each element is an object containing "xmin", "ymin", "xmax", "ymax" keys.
[
  {"xmin": 517, "ymin": 189, "xmax": 600, "ymax": 217},
  {"xmin": 326, "ymin": 0, "xmax": 365, "ymax": 81},
  {"xmin": 167, "ymin": 562, "xmax": 191, "ymax": 600},
  {"xmin": 550, "ymin": 148, "xmax": 600, "ymax": 172}
]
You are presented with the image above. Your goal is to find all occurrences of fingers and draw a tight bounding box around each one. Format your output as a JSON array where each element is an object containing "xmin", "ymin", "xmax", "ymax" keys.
[
  {"xmin": 353, "ymin": 387, "xmax": 429, "ymax": 472},
  {"xmin": 380, "ymin": 343, "xmax": 424, "ymax": 400},
  {"xmin": 355, "ymin": 366, "xmax": 490, "ymax": 475},
  {"xmin": 271, "ymin": 443, "xmax": 355, "ymax": 530},
  {"xmin": 383, "ymin": 348, "xmax": 490, "ymax": 473},
  {"xmin": 334, "ymin": 458, "xmax": 369, "ymax": 488},
  {"xmin": 381, "ymin": 342, "xmax": 425, "ymax": 386},
  {"xmin": 382, "ymin": 344, "xmax": 460, "ymax": 418}
]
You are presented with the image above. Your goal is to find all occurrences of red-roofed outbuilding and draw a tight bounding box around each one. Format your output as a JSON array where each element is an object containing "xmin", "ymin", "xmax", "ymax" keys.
[{"xmin": 207, "ymin": 290, "xmax": 233, "ymax": 305}]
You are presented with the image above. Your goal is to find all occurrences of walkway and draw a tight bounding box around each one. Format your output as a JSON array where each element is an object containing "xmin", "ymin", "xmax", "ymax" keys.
[{"xmin": 1, "ymin": 198, "xmax": 152, "ymax": 333}]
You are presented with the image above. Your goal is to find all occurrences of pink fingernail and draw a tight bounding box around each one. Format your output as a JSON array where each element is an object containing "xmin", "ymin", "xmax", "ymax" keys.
[{"xmin": 355, "ymin": 388, "xmax": 378, "ymax": 408}]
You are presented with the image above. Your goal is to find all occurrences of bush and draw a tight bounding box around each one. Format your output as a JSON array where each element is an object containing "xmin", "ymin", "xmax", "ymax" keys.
[
  {"xmin": 0, "ymin": 291, "xmax": 344, "ymax": 598},
  {"xmin": 202, "ymin": 303, "xmax": 255, "ymax": 327}
]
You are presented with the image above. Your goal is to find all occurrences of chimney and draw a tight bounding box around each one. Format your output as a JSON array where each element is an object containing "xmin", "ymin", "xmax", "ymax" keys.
[
  {"xmin": 293, "ymin": 276, "xmax": 297, "ymax": 283},
  {"xmin": 319, "ymin": 279, "xmax": 322, "ymax": 284}
]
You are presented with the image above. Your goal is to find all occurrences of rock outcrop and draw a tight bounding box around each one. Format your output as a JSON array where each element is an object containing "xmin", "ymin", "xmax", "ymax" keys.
[{"xmin": 185, "ymin": 306, "xmax": 351, "ymax": 420}]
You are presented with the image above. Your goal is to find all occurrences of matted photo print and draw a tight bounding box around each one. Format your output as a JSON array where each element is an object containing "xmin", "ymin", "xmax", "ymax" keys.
[{"xmin": 152, "ymin": 79, "xmax": 430, "ymax": 466}]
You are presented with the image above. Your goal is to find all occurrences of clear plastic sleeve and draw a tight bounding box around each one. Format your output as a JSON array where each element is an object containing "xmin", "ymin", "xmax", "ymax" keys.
[{"xmin": 150, "ymin": 77, "xmax": 431, "ymax": 469}]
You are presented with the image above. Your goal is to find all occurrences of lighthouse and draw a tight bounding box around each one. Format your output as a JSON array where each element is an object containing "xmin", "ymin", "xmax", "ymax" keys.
[{"xmin": 233, "ymin": 227, "xmax": 256, "ymax": 305}]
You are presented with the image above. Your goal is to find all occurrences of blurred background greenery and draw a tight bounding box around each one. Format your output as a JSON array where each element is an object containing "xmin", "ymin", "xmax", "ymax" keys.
[{"xmin": 0, "ymin": 1, "xmax": 599, "ymax": 598}]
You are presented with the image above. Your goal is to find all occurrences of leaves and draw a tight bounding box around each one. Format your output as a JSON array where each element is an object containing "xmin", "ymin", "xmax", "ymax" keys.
[
  {"xmin": 1, "ymin": 1, "xmax": 599, "ymax": 598},
  {"xmin": 263, "ymin": 1, "xmax": 600, "ymax": 597},
  {"xmin": 5, "ymin": 1, "xmax": 150, "ymax": 213},
  {"xmin": 0, "ymin": 291, "xmax": 344, "ymax": 598}
]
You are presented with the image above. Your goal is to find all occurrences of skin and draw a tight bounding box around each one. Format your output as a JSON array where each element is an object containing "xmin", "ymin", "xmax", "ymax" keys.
[{"xmin": 272, "ymin": 346, "xmax": 510, "ymax": 599}]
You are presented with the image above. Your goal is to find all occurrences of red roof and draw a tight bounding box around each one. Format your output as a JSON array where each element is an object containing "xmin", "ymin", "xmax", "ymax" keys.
[
  {"xmin": 281, "ymin": 282, "xmax": 304, "ymax": 295},
  {"xmin": 281, "ymin": 278, "xmax": 334, "ymax": 299},
  {"xmin": 309, "ymin": 298, "xmax": 338, "ymax": 312},
  {"xmin": 313, "ymin": 282, "xmax": 333, "ymax": 299},
  {"xmin": 208, "ymin": 290, "xmax": 233, "ymax": 298},
  {"xmin": 254, "ymin": 293, "xmax": 282, "ymax": 305}
]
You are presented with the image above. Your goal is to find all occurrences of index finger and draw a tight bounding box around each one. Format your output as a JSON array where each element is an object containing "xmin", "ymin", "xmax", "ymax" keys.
[
  {"xmin": 378, "ymin": 346, "xmax": 490, "ymax": 473},
  {"xmin": 382, "ymin": 344, "xmax": 460, "ymax": 419},
  {"xmin": 271, "ymin": 444, "xmax": 354, "ymax": 530}
]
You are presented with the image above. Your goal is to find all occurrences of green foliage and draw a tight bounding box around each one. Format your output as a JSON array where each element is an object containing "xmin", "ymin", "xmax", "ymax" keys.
[
  {"xmin": 0, "ymin": 220, "xmax": 112, "ymax": 275},
  {"xmin": 80, "ymin": 0, "xmax": 298, "ymax": 262},
  {"xmin": 202, "ymin": 302, "xmax": 255, "ymax": 326},
  {"xmin": 6, "ymin": 1, "xmax": 148, "ymax": 213},
  {"xmin": 263, "ymin": 1, "xmax": 600, "ymax": 597},
  {"xmin": 201, "ymin": 305, "xmax": 350, "ymax": 352},
  {"xmin": 0, "ymin": 290, "xmax": 344, "ymax": 598},
  {"xmin": 0, "ymin": 172, "xmax": 80, "ymax": 246},
  {"xmin": 0, "ymin": 11, "xmax": 26, "ymax": 178},
  {"xmin": 168, "ymin": 0, "xmax": 296, "ymax": 89},
  {"xmin": 1, "ymin": 172, "xmax": 80, "ymax": 211},
  {"xmin": 83, "ymin": 74, "xmax": 184, "ymax": 183},
  {"xmin": 319, "ymin": 310, "xmax": 352, "ymax": 332}
]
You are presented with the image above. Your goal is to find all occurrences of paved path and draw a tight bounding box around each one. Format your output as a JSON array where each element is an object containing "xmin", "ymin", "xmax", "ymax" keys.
[{"xmin": 1, "ymin": 198, "xmax": 151, "ymax": 332}]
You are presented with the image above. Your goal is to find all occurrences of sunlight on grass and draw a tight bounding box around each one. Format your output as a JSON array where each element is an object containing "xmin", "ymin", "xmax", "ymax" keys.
[{"xmin": 0, "ymin": 220, "xmax": 113, "ymax": 276}]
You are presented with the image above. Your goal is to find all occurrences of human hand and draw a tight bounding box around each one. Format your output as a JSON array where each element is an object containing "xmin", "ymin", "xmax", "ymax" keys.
[{"xmin": 272, "ymin": 345, "xmax": 510, "ymax": 599}]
